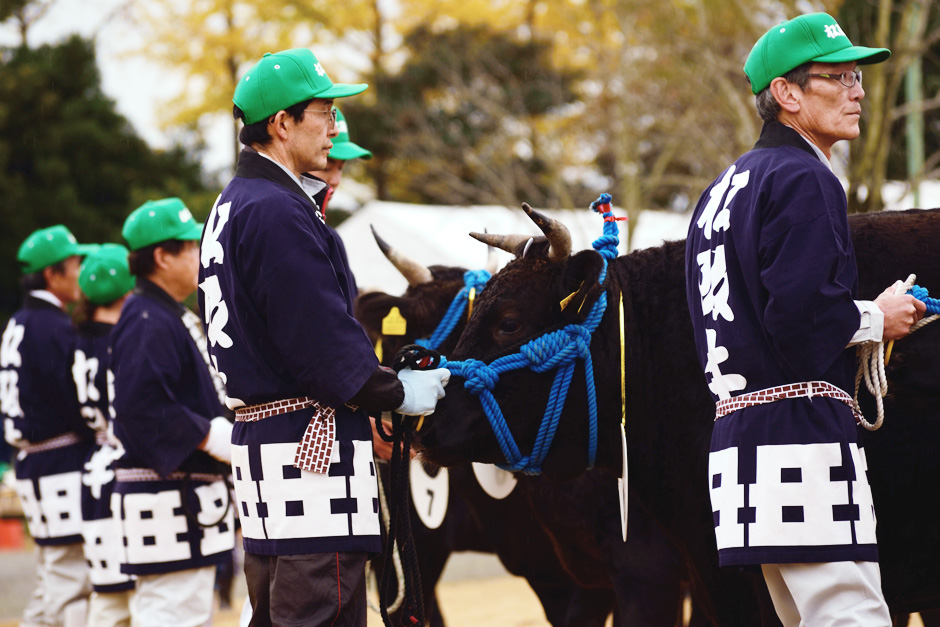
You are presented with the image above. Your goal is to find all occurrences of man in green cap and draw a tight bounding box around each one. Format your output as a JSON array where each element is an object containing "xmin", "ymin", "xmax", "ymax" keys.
[
  {"xmin": 3, "ymin": 225, "xmax": 95, "ymax": 626},
  {"xmin": 200, "ymin": 48, "xmax": 449, "ymax": 626},
  {"xmin": 109, "ymin": 198, "xmax": 235, "ymax": 627},
  {"xmin": 73, "ymin": 243, "xmax": 136, "ymax": 627},
  {"xmin": 684, "ymin": 12, "xmax": 925, "ymax": 625}
]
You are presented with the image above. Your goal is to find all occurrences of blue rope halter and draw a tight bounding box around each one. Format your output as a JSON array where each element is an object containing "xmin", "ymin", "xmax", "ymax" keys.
[
  {"xmin": 442, "ymin": 194, "xmax": 622, "ymax": 474},
  {"xmin": 909, "ymin": 285, "xmax": 940, "ymax": 315},
  {"xmin": 415, "ymin": 269, "xmax": 491, "ymax": 351}
]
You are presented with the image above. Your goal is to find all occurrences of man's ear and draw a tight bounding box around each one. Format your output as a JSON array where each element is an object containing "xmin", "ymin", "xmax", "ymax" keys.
[
  {"xmin": 152, "ymin": 246, "xmax": 172, "ymax": 271},
  {"xmin": 41, "ymin": 265, "xmax": 56, "ymax": 286},
  {"xmin": 557, "ymin": 250, "xmax": 605, "ymax": 323},
  {"xmin": 769, "ymin": 76, "xmax": 801, "ymax": 114},
  {"xmin": 268, "ymin": 110, "xmax": 291, "ymax": 140}
]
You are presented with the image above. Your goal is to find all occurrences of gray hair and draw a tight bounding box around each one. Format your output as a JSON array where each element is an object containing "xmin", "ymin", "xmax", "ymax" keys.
[{"xmin": 754, "ymin": 63, "xmax": 812, "ymax": 122}]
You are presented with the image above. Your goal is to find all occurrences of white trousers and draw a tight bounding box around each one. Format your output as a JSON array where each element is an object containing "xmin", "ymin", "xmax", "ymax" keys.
[
  {"xmin": 86, "ymin": 589, "xmax": 133, "ymax": 627},
  {"xmin": 129, "ymin": 566, "xmax": 216, "ymax": 627},
  {"xmin": 21, "ymin": 543, "xmax": 91, "ymax": 627},
  {"xmin": 762, "ymin": 561, "xmax": 892, "ymax": 627}
]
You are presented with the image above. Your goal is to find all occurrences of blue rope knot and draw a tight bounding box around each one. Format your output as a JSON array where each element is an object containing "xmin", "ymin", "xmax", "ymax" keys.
[
  {"xmin": 521, "ymin": 325, "xmax": 593, "ymax": 372},
  {"xmin": 458, "ymin": 359, "xmax": 501, "ymax": 394},
  {"xmin": 463, "ymin": 269, "xmax": 491, "ymax": 292},
  {"xmin": 910, "ymin": 285, "xmax": 940, "ymax": 315}
]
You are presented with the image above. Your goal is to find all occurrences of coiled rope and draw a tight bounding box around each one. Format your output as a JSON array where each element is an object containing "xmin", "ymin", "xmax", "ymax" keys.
[
  {"xmin": 365, "ymin": 454, "xmax": 405, "ymax": 615},
  {"xmin": 441, "ymin": 194, "xmax": 623, "ymax": 474},
  {"xmin": 416, "ymin": 269, "xmax": 491, "ymax": 351},
  {"xmin": 854, "ymin": 274, "xmax": 940, "ymax": 431}
]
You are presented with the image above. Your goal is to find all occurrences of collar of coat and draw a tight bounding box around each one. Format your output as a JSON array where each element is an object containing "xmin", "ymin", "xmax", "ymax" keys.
[
  {"xmin": 753, "ymin": 120, "xmax": 819, "ymax": 159},
  {"xmin": 23, "ymin": 293, "xmax": 67, "ymax": 315},
  {"xmin": 234, "ymin": 148, "xmax": 328, "ymax": 211},
  {"xmin": 134, "ymin": 278, "xmax": 185, "ymax": 315}
]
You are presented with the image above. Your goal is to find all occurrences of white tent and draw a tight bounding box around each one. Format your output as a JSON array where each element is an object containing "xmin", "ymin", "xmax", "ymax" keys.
[{"xmin": 336, "ymin": 201, "xmax": 691, "ymax": 294}]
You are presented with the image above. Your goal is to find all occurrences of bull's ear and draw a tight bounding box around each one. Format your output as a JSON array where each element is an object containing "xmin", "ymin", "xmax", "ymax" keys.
[
  {"xmin": 558, "ymin": 250, "xmax": 605, "ymax": 323},
  {"xmin": 353, "ymin": 292, "xmax": 409, "ymax": 340}
]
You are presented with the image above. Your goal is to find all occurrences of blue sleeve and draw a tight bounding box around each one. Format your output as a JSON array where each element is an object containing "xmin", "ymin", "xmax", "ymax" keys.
[
  {"xmin": 237, "ymin": 199, "xmax": 377, "ymax": 406},
  {"xmin": 758, "ymin": 169, "xmax": 860, "ymax": 380},
  {"xmin": 112, "ymin": 314, "xmax": 210, "ymax": 476}
]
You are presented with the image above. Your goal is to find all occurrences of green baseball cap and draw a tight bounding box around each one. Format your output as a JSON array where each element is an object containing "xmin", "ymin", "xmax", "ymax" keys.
[
  {"xmin": 234, "ymin": 48, "xmax": 368, "ymax": 125},
  {"xmin": 17, "ymin": 225, "xmax": 97, "ymax": 274},
  {"xmin": 329, "ymin": 108, "xmax": 372, "ymax": 161},
  {"xmin": 122, "ymin": 197, "xmax": 203, "ymax": 251},
  {"xmin": 79, "ymin": 243, "xmax": 134, "ymax": 304},
  {"xmin": 745, "ymin": 12, "xmax": 890, "ymax": 94}
]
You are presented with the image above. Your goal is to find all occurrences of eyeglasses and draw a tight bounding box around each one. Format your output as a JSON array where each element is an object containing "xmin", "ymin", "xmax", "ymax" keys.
[
  {"xmin": 304, "ymin": 107, "xmax": 338, "ymax": 130},
  {"xmin": 808, "ymin": 70, "xmax": 862, "ymax": 88}
]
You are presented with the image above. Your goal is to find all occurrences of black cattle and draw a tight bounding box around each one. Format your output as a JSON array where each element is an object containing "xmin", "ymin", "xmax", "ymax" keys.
[
  {"xmin": 415, "ymin": 205, "xmax": 940, "ymax": 624},
  {"xmin": 355, "ymin": 232, "xmax": 685, "ymax": 626}
]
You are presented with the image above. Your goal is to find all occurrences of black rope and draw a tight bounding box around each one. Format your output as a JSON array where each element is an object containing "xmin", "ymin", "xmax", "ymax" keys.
[
  {"xmin": 376, "ymin": 344, "xmax": 441, "ymax": 627},
  {"xmin": 378, "ymin": 411, "xmax": 425, "ymax": 626}
]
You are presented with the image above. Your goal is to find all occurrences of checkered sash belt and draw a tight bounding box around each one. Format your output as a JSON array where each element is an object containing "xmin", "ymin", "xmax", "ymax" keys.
[
  {"xmin": 234, "ymin": 396, "xmax": 336, "ymax": 474},
  {"xmin": 115, "ymin": 468, "xmax": 224, "ymax": 483},
  {"xmin": 22, "ymin": 431, "xmax": 83, "ymax": 455},
  {"xmin": 714, "ymin": 380, "xmax": 865, "ymax": 424}
]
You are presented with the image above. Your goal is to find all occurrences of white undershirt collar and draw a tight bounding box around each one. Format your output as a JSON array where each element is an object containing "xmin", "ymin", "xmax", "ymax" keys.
[{"xmin": 30, "ymin": 289, "xmax": 63, "ymax": 309}]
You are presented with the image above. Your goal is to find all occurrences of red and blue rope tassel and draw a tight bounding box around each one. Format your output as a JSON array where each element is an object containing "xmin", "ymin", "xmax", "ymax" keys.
[{"xmin": 590, "ymin": 192, "xmax": 628, "ymax": 223}]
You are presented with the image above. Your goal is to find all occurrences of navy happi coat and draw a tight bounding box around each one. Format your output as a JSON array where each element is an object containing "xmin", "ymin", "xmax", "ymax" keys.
[
  {"xmin": 74, "ymin": 320, "xmax": 134, "ymax": 591},
  {"xmin": 198, "ymin": 150, "xmax": 381, "ymax": 556},
  {"xmin": 110, "ymin": 280, "xmax": 234, "ymax": 575},
  {"xmin": 2, "ymin": 294, "xmax": 93, "ymax": 545},
  {"xmin": 685, "ymin": 121, "xmax": 878, "ymax": 567}
]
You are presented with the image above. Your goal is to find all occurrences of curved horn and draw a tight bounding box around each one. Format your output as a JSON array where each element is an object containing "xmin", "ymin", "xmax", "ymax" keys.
[
  {"xmin": 371, "ymin": 224, "xmax": 433, "ymax": 286},
  {"xmin": 470, "ymin": 232, "xmax": 533, "ymax": 258},
  {"xmin": 521, "ymin": 202, "xmax": 571, "ymax": 262}
]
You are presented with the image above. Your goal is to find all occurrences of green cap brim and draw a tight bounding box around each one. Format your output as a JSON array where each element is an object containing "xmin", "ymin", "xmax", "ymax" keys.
[
  {"xmin": 179, "ymin": 222, "xmax": 204, "ymax": 241},
  {"xmin": 813, "ymin": 46, "xmax": 890, "ymax": 66},
  {"xmin": 329, "ymin": 141, "xmax": 373, "ymax": 160},
  {"xmin": 76, "ymin": 243, "xmax": 100, "ymax": 256},
  {"xmin": 317, "ymin": 83, "xmax": 368, "ymax": 99}
]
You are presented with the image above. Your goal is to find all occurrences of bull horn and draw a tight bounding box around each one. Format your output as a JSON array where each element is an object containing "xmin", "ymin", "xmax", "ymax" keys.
[
  {"xmin": 522, "ymin": 202, "xmax": 571, "ymax": 262},
  {"xmin": 470, "ymin": 232, "xmax": 533, "ymax": 258},
  {"xmin": 371, "ymin": 224, "xmax": 433, "ymax": 286}
]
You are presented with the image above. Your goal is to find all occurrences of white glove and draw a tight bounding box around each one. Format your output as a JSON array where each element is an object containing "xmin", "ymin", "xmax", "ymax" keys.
[
  {"xmin": 396, "ymin": 368, "xmax": 450, "ymax": 416},
  {"xmin": 200, "ymin": 417, "xmax": 233, "ymax": 463}
]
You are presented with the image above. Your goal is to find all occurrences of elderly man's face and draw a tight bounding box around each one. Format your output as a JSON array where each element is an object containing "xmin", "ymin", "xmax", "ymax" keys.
[
  {"xmin": 794, "ymin": 61, "xmax": 865, "ymax": 148},
  {"xmin": 286, "ymin": 98, "xmax": 340, "ymax": 173}
]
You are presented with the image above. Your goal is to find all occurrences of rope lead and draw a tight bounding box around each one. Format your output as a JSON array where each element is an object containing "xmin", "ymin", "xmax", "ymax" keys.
[{"xmin": 855, "ymin": 274, "xmax": 939, "ymax": 431}]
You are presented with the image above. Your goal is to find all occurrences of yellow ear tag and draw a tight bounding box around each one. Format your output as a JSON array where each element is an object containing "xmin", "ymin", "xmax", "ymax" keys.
[
  {"xmin": 559, "ymin": 281, "xmax": 584, "ymax": 311},
  {"xmin": 373, "ymin": 337, "xmax": 383, "ymax": 362},
  {"xmin": 381, "ymin": 307, "xmax": 407, "ymax": 336},
  {"xmin": 467, "ymin": 287, "xmax": 477, "ymax": 320}
]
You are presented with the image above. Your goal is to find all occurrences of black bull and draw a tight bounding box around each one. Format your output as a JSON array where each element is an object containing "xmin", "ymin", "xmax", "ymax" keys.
[
  {"xmin": 414, "ymin": 207, "xmax": 940, "ymax": 622},
  {"xmin": 356, "ymin": 263, "xmax": 685, "ymax": 626}
]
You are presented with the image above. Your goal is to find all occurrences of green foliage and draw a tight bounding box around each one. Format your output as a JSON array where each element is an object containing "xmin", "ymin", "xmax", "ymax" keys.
[
  {"xmin": 0, "ymin": 36, "xmax": 210, "ymax": 315},
  {"xmin": 340, "ymin": 24, "xmax": 585, "ymax": 207}
]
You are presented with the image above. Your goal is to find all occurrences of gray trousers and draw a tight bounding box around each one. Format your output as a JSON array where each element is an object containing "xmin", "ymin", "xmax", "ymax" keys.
[{"xmin": 244, "ymin": 552, "xmax": 367, "ymax": 627}]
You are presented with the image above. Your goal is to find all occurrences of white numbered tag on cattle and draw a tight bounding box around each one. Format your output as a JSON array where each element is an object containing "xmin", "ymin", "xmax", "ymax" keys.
[
  {"xmin": 618, "ymin": 422, "xmax": 628, "ymax": 542},
  {"xmin": 409, "ymin": 458, "xmax": 449, "ymax": 529},
  {"xmin": 472, "ymin": 462, "xmax": 517, "ymax": 499}
]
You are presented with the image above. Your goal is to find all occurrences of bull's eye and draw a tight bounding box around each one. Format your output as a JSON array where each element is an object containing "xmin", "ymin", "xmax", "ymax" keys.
[{"xmin": 496, "ymin": 317, "xmax": 522, "ymax": 336}]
